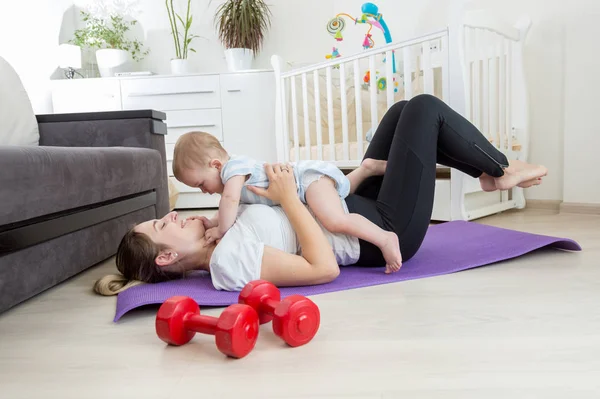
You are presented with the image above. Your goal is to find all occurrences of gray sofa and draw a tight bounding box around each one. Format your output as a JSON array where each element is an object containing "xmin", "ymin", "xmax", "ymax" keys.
[{"xmin": 0, "ymin": 110, "xmax": 170, "ymax": 314}]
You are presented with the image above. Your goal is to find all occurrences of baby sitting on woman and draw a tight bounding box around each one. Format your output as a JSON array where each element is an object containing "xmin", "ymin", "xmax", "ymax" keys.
[{"xmin": 172, "ymin": 131, "xmax": 402, "ymax": 273}]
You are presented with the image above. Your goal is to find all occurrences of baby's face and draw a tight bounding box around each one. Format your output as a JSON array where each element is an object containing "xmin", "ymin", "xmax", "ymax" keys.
[{"xmin": 179, "ymin": 166, "xmax": 224, "ymax": 195}]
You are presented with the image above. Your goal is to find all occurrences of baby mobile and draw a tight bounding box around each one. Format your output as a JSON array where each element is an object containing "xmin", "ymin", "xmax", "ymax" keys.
[{"xmin": 325, "ymin": 2, "xmax": 399, "ymax": 93}]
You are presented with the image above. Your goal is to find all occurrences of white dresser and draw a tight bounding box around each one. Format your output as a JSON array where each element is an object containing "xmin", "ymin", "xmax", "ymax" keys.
[{"xmin": 50, "ymin": 70, "xmax": 277, "ymax": 209}]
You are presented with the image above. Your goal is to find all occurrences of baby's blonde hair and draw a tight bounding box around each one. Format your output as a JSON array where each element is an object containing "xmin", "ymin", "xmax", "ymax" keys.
[{"xmin": 172, "ymin": 131, "xmax": 228, "ymax": 179}]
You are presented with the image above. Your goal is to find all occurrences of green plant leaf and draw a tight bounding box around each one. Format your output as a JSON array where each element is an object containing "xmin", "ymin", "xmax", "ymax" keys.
[{"xmin": 214, "ymin": 0, "xmax": 272, "ymax": 53}]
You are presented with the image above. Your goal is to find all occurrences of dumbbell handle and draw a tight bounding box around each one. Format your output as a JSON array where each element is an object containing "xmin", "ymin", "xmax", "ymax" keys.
[
  {"xmin": 183, "ymin": 313, "xmax": 219, "ymax": 335},
  {"xmin": 257, "ymin": 297, "xmax": 281, "ymax": 315}
]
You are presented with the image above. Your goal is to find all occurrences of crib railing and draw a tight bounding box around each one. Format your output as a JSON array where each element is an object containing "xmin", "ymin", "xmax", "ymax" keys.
[
  {"xmin": 460, "ymin": 13, "xmax": 529, "ymax": 161},
  {"xmin": 451, "ymin": 11, "xmax": 531, "ymax": 220},
  {"xmin": 271, "ymin": 29, "xmax": 450, "ymax": 168}
]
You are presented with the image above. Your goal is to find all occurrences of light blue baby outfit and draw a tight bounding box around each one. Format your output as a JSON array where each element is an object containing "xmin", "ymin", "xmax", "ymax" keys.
[{"xmin": 220, "ymin": 155, "xmax": 350, "ymax": 206}]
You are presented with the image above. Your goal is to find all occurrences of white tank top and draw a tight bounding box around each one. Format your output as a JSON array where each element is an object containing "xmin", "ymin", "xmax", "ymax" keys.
[{"xmin": 209, "ymin": 202, "xmax": 360, "ymax": 291}]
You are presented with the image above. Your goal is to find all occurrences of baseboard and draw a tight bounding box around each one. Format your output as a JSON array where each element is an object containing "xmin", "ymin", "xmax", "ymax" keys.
[
  {"xmin": 525, "ymin": 199, "xmax": 562, "ymax": 211},
  {"xmin": 559, "ymin": 202, "xmax": 600, "ymax": 215}
]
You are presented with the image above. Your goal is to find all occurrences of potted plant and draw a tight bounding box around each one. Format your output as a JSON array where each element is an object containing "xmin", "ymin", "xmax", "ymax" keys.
[
  {"xmin": 166, "ymin": 0, "xmax": 201, "ymax": 74},
  {"xmin": 71, "ymin": 11, "xmax": 149, "ymax": 77},
  {"xmin": 214, "ymin": 0, "xmax": 272, "ymax": 71}
]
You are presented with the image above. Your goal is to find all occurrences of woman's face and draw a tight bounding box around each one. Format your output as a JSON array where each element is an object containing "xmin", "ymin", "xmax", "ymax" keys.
[{"xmin": 135, "ymin": 211, "xmax": 206, "ymax": 263}]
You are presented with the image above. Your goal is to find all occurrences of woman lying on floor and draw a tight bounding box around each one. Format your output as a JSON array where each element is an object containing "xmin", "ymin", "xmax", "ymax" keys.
[{"xmin": 94, "ymin": 94, "xmax": 547, "ymax": 295}]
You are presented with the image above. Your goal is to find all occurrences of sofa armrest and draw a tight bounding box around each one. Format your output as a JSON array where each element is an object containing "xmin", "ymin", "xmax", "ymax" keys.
[
  {"xmin": 35, "ymin": 109, "xmax": 169, "ymax": 217},
  {"xmin": 36, "ymin": 110, "xmax": 166, "ymax": 148}
]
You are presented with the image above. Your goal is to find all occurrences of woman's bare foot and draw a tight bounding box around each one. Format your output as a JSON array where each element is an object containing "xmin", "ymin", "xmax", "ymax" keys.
[
  {"xmin": 361, "ymin": 158, "xmax": 387, "ymax": 177},
  {"xmin": 479, "ymin": 173, "xmax": 543, "ymax": 192},
  {"xmin": 517, "ymin": 177, "xmax": 543, "ymax": 189},
  {"xmin": 479, "ymin": 174, "xmax": 497, "ymax": 192},
  {"xmin": 494, "ymin": 160, "xmax": 548, "ymax": 191},
  {"xmin": 380, "ymin": 231, "xmax": 402, "ymax": 274}
]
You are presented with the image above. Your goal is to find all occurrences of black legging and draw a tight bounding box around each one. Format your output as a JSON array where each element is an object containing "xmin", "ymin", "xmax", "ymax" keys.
[{"xmin": 346, "ymin": 94, "xmax": 509, "ymax": 265}]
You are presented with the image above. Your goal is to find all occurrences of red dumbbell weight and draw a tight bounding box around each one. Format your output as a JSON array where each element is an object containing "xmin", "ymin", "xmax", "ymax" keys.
[
  {"xmin": 238, "ymin": 280, "xmax": 320, "ymax": 347},
  {"xmin": 155, "ymin": 296, "xmax": 259, "ymax": 359}
]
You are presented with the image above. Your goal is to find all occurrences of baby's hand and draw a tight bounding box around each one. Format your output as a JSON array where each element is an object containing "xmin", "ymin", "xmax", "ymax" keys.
[
  {"xmin": 204, "ymin": 226, "xmax": 224, "ymax": 246},
  {"xmin": 188, "ymin": 216, "xmax": 217, "ymax": 229}
]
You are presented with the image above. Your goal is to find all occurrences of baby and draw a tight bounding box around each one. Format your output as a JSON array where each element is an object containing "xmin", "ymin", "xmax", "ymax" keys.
[{"xmin": 172, "ymin": 131, "xmax": 402, "ymax": 273}]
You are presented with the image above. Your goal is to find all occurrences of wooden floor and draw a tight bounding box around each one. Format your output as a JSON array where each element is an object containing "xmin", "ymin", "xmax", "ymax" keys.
[{"xmin": 0, "ymin": 209, "xmax": 599, "ymax": 398}]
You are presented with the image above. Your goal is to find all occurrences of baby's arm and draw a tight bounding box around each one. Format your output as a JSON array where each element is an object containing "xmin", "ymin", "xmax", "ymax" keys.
[{"xmin": 205, "ymin": 175, "xmax": 246, "ymax": 245}]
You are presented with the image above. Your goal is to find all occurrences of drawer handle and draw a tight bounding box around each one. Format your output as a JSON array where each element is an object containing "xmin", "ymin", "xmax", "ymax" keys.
[
  {"xmin": 227, "ymin": 89, "xmax": 241, "ymax": 92},
  {"xmin": 128, "ymin": 90, "xmax": 215, "ymax": 97}
]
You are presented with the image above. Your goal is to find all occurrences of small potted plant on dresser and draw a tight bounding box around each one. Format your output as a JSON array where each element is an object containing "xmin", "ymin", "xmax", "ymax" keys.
[
  {"xmin": 166, "ymin": 0, "xmax": 202, "ymax": 74},
  {"xmin": 214, "ymin": 0, "xmax": 272, "ymax": 71},
  {"xmin": 71, "ymin": 10, "xmax": 149, "ymax": 77}
]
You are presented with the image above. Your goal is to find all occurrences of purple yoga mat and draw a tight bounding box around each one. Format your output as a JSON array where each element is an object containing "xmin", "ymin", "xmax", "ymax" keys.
[{"xmin": 113, "ymin": 221, "xmax": 581, "ymax": 321}]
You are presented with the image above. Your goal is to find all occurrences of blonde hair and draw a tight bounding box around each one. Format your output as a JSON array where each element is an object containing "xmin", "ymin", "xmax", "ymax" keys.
[
  {"xmin": 94, "ymin": 228, "xmax": 185, "ymax": 296},
  {"xmin": 172, "ymin": 131, "xmax": 228, "ymax": 180}
]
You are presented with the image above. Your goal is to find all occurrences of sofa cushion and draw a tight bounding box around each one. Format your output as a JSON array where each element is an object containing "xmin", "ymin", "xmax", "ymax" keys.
[
  {"xmin": 0, "ymin": 56, "xmax": 39, "ymax": 146},
  {"xmin": 0, "ymin": 146, "xmax": 163, "ymax": 226}
]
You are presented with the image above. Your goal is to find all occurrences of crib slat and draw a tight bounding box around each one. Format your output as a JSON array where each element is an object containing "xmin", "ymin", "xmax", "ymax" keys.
[
  {"xmin": 403, "ymin": 47, "xmax": 413, "ymax": 99},
  {"xmin": 422, "ymin": 43, "xmax": 434, "ymax": 95},
  {"xmin": 290, "ymin": 76, "xmax": 301, "ymax": 162},
  {"xmin": 313, "ymin": 70, "xmax": 323, "ymax": 160},
  {"xmin": 441, "ymin": 34, "xmax": 450, "ymax": 102},
  {"xmin": 326, "ymin": 66, "xmax": 335, "ymax": 161},
  {"xmin": 385, "ymin": 50, "xmax": 394, "ymax": 109},
  {"xmin": 472, "ymin": 29, "xmax": 481, "ymax": 130},
  {"xmin": 499, "ymin": 38, "xmax": 506, "ymax": 152},
  {"xmin": 339, "ymin": 63, "xmax": 349, "ymax": 160},
  {"xmin": 369, "ymin": 55, "xmax": 378, "ymax": 138},
  {"xmin": 506, "ymin": 40, "xmax": 513, "ymax": 152},
  {"xmin": 301, "ymin": 73, "xmax": 311, "ymax": 159},
  {"xmin": 491, "ymin": 33, "xmax": 500, "ymax": 150},
  {"xmin": 464, "ymin": 28, "xmax": 472, "ymax": 120},
  {"xmin": 280, "ymin": 77, "xmax": 290, "ymax": 162},
  {"xmin": 482, "ymin": 30, "xmax": 490, "ymax": 141},
  {"xmin": 353, "ymin": 59, "xmax": 364, "ymax": 160}
]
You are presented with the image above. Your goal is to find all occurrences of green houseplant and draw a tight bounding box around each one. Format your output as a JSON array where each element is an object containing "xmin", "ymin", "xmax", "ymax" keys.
[
  {"xmin": 166, "ymin": 0, "xmax": 201, "ymax": 74},
  {"xmin": 71, "ymin": 10, "xmax": 149, "ymax": 77},
  {"xmin": 213, "ymin": 0, "xmax": 272, "ymax": 71}
]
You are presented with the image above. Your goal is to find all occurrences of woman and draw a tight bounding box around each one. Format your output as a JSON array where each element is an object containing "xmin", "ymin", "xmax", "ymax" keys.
[{"xmin": 94, "ymin": 95, "xmax": 547, "ymax": 295}]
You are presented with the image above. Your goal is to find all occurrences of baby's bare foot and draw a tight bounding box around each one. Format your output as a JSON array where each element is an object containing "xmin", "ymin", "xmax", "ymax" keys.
[
  {"xmin": 494, "ymin": 160, "xmax": 548, "ymax": 191},
  {"xmin": 361, "ymin": 158, "xmax": 388, "ymax": 177},
  {"xmin": 380, "ymin": 231, "xmax": 402, "ymax": 274}
]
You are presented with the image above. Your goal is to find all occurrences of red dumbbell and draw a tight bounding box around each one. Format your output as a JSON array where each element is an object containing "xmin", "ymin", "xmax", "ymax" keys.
[
  {"xmin": 238, "ymin": 280, "xmax": 320, "ymax": 347},
  {"xmin": 155, "ymin": 296, "xmax": 259, "ymax": 359}
]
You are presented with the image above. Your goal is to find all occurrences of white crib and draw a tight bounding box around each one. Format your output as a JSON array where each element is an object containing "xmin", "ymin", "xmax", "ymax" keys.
[{"xmin": 271, "ymin": 10, "xmax": 532, "ymax": 221}]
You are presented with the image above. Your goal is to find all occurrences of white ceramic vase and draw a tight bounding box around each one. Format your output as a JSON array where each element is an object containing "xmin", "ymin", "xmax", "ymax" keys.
[
  {"xmin": 170, "ymin": 58, "xmax": 193, "ymax": 75},
  {"xmin": 95, "ymin": 49, "xmax": 131, "ymax": 77},
  {"xmin": 224, "ymin": 48, "xmax": 254, "ymax": 71}
]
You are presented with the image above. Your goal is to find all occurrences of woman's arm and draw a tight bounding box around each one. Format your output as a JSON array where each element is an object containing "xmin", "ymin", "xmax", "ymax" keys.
[{"xmin": 248, "ymin": 164, "xmax": 340, "ymax": 286}]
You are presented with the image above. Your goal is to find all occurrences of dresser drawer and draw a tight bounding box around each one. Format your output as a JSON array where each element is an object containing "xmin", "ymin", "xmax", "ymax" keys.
[
  {"xmin": 165, "ymin": 109, "xmax": 223, "ymax": 143},
  {"xmin": 120, "ymin": 75, "xmax": 221, "ymax": 111}
]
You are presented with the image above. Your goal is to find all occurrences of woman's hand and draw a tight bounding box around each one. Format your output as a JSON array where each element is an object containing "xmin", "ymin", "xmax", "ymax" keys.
[{"xmin": 247, "ymin": 163, "xmax": 298, "ymax": 205}]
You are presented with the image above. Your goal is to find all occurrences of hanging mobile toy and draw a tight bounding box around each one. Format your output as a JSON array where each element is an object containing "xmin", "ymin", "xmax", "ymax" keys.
[
  {"xmin": 325, "ymin": 47, "xmax": 342, "ymax": 69},
  {"xmin": 325, "ymin": 3, "xmax": 396, "ymax": 73},
  {"xmin": 326, "ymin": 17, "xmax": 346, "ymax": 42},
  {"xmin": 362, "ymin": 33, "xmax": 373, "ymax": 49}
]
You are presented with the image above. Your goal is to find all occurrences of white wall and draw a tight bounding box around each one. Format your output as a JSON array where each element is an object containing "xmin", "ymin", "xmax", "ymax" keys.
[
  {"xmin": 562, "ymin": 0, "xmax": 600, "ymax": 204},
  {"xmin": 0, "ymin": 0, "xmax": 77, "ymax": 114}
]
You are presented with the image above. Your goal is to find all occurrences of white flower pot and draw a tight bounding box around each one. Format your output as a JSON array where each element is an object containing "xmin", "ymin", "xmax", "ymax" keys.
[
  {"xmin": 95, "ymin": 49, "xmax": 131, "ymax": 78},
  {"xmin": 224, "ymin": 48, "xmax": 254, "ymax": 71},
  {"xmin": 170, "ymin": 58, "xmax": 193, "ymax": 75}
]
